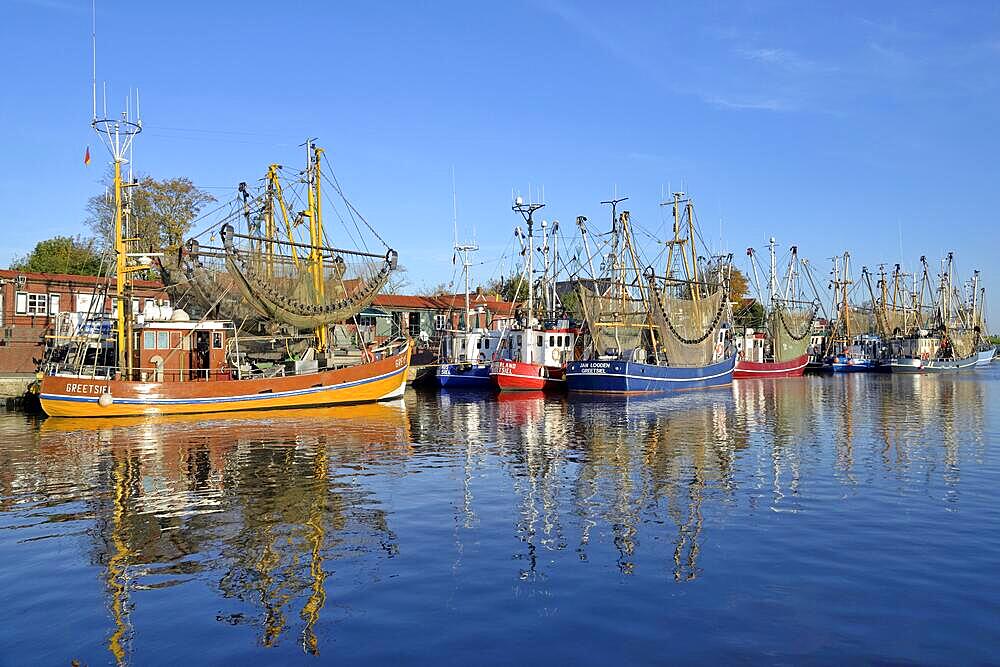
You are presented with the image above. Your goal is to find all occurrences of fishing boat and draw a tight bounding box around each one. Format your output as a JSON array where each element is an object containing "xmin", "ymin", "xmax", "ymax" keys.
[
  {"xmin": 490, "ymin": 200, "xmax": 577, "ymax": 391},
  {"xmin": 817, "ymin": 251, "xmax": 880, "ymax": 373},
  {"xmin": 734, "ymin": 239, "xmax": 820, "ymax": 379},
  {"xmin": 436, "ymin": 236, "xmax": 505, "ymax": 388},
  {"xmin": 40, "ymin": 109, "xmax": 410, "ymax": 417},
  {"xmin": 889, "ymin": 254, "xmax": 995, "ymax": 373},
  {"xmin": 566, "ymin": 193, "xmax": 736, "ymax": 394}
]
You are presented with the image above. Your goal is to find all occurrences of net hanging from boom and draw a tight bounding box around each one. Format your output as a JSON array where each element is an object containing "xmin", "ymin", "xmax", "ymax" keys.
[
  {"xmin": 770, "ymin": 303, "xmax": 816, "ymax": 362},
  {"xmin": 220, "ymin": 224, "xmax": 396, "ymax": 330},
  {"xmin": 576, "ymin": 283, "xmax": 646, "ymax": 356},
  {"xmin": 649, "ymin": 281, "xmax": 726, "ymax": 367}
]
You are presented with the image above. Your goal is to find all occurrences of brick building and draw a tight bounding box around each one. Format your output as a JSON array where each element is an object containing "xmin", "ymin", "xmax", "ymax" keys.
[{"xmin": 0, "ymin": 269, "xmax": 166, "ymax": 377}]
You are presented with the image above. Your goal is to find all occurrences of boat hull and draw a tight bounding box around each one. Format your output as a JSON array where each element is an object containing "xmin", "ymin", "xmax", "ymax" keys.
[
  {"xmin": 565, "ymin": 354, "xmax": 736, "ymax": 394},
  {"xmin": 490, "ymin": 360, "xmax": 565, "ymax": 391},
  {"xmin": 39, "ymin": 345, "xmax": 411, "ymax": 418},
  {"xmin": 887, "ymin": 357, "xmax": 924, "ymax": 373},
  {"xmin": 925, "ymin": 348, "xmax": 995, "ymax": 372},
  {"xmin": 733, "ymin": 354, "xmax": 808, "ymax": 379},
  {"xmin": 437, "ymin": 363, "xmax": 492, "ymax": 388}
]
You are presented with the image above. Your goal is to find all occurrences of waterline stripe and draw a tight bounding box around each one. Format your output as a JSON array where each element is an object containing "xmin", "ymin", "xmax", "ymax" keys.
[{"xmin": 41, "ymin": 365, "xmax": 406, "ymax": 406}]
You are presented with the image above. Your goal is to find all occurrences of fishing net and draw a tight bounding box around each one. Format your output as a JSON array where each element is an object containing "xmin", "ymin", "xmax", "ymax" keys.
[
  {"xmin": 882, "ymin": 310, "xmax": 910, "ymax": 336},
  {"xmin": 221, "ymin": 224, "xmax": 394, "ymax": 330},
  {"xmin": 577, "ymin": 283, "xmax": 646, "ymax": 356},
  {"xmin": 949, "ymin": 331, "xmax": 976, "ymax": 359},
  {"xmin": 160, "ymin": 245, "xmax": 264, "ymax": 328},
  {"xmin": 771, "ymin": 305, "xmax": 814, "ymax": 362},
  {"xmin": 650, "ymin": 285, "xmax": 726, "ymax": 367}
]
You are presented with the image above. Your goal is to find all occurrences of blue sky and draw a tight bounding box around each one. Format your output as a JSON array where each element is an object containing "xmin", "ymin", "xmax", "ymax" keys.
[{"xmin": 2, "ymin": 0, "xmax": 999, "ymax": 319}]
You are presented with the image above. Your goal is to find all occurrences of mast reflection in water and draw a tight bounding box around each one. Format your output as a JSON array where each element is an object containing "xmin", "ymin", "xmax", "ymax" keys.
[{"xmin": 1, "ymin": 370, "xmax": 998, "ymax": 664}]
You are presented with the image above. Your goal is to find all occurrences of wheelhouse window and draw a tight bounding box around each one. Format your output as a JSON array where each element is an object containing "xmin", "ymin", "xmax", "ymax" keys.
[
  {"xmin": 157, "ymin": 331, "xmax": 170, "ymax": 349},
  {"xmin": 537, "ymin": 335, "xmax": 543, "ymax": 346},
  {"xmin": 213, "ymin": 332, "xmax": 223, "ymax": 349},
  {"xmin": 143, "ymin": 331, "xmax": 156, "ymax": 349}
]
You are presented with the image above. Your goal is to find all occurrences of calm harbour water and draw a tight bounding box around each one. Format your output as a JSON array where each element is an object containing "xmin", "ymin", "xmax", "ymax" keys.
[{"xmin": 1, "ymin": 370, "xmax": 999, "ymax": 665}]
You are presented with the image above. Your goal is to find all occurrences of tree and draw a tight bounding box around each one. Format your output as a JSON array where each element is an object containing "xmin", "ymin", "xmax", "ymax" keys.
[
  {"xmin": 485, "ymin": 275, "xmax": 529, "ymax": 303},
  {"xmin": 734, "ymin": 300, "xmax": 767, "ymax": 332},
  {"xmin": 729, "ymin": 267, "xmax": 749, "ymax": 303},
  {"xmin": 382, "ymin": 265, "xmax": 410, "ymax": 295},
  {"xmin": 418, "ymin": 282, "xmax": 452, "ymax": 297},
  {"xmin": 87, "ymin": 172, "xmax": 215, "ymax": 254},
  {"xmin": 11, "ymin": 235, "xmax": 103, "ymax": 276}
]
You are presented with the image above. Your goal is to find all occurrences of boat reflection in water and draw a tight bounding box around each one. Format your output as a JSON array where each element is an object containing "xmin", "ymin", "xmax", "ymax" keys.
[
  {"xmin": 36, "ymin": 401, "xmax": 410, "ymax": 664},
  {"xmin": 3, "ymin": 371, "xmax": 996, "ymax": 664}
]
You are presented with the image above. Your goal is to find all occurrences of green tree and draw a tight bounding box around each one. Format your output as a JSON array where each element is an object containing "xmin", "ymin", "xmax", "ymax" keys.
[
  {"xmin": 87, "ymin": 172, "xmax": 215, "ymax": 253},
  {"xmin": 11, "ymin": 235, "xmax": 103, "ymax": 276},
  {"xmin": 485, "ymin": 275, "xmax": 529, "ymax": 303},
  {"xmin": 734, "ymin": 300, "xmax": 767, "ymax": 332}
]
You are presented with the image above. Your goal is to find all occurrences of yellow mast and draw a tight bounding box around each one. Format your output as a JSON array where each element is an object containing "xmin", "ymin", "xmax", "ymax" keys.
[
  {"xmin": 309, "ymin": 145, "xmax": 327, "ymax": 351},
  {"xmin": 113, "ymin": 158, "xmax": 128, "ymax": 375},
  {"xmin": 266, "ymin": 165, "xmax": 300, "ymax": 268}
]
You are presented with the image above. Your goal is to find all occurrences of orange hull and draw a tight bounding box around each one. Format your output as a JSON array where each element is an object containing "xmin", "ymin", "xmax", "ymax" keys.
[{"xmin": 40, "ymin": 345, "xmax": 411, "ymax": 418}]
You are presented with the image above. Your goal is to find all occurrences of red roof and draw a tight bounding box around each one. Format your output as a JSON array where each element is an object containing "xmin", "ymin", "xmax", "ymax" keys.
[
  {"xmin": 372, "ymin": 292, "xmax": 515, "ymax": 314},
  {"xmin": 372, "ymin": 294, "xmax": 443, "ymax": 309},
  {"xmin": 0, "ymin": 268, "xmax": 163, "ymax": 289}
]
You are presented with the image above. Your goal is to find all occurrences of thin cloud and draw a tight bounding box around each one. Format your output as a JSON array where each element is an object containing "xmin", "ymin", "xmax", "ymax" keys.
[
  {"xmin": 705, "ymin": 95, "xmax": 792, "ymax": 112},
  {"xmin": 738, "ymin": 47, "xmax": 837, "ymax": 73},
  {"xmin": 11, "ymin": 0, "xmax": 85, "ymax": 12}
]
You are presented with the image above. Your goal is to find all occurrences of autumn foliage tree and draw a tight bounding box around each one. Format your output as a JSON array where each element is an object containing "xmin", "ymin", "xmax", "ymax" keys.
[{"xmin": 87, "ymin": 172, "xmax": 215, "ymax": 254}]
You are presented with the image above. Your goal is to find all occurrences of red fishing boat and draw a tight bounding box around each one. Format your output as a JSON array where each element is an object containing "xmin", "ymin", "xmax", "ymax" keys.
[
  {"xmin": 489, "ymin": 198, "xmax": 576, "ymax": 392},
  {"xmin": 490, "ymin": 324, "xmax": 575, "ymax": 391},
  {"xmin": 735, "ymin": 239, "xmax": 818, "ymax": 380}
]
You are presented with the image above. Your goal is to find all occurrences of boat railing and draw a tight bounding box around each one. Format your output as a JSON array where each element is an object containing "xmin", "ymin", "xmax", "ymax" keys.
[{"xmin": 45, "ymin": 363, "xmax": 240, "ymax": 383}]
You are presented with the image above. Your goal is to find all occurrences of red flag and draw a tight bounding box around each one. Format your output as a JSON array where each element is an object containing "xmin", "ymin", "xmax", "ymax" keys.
[{"xmin": 84, "ymin": 146, "xmax": 91, "ymax": 166}]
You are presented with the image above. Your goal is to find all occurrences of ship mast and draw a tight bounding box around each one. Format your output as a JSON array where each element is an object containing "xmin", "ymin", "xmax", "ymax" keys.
[
  {"xmin": 512, "ymin": 197, "xmax": 544, "ymax": 327},
  {"xmin": 93, "ymin": 101, "xmax": 142, "ymax": 378}
]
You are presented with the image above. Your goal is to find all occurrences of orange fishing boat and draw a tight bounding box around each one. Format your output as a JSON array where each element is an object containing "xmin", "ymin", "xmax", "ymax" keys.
[{"xmin": 39, "ymin": 101, "xmax": 410, "ymax": 418}]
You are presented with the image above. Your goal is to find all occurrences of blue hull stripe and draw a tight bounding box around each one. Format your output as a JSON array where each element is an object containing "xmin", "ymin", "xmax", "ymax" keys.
[
  {"xmin": 566, "ymin": 355, "xmax": 736, "ymax": 393},
  {"xmin": 41, "ymin": 365, "xmax": 406, "ymax": 406},
  {"xmin": 436, "ymin": 364, "xmax": 492, "ymax": 388}
]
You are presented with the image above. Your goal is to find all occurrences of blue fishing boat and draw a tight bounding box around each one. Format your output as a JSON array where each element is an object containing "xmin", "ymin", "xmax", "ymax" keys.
[
  {"xmin": 567, "ymin": 193, "xmax": 736, "ymax": 395},
  {"xmin": 566, "ymin": 351, "xmax": 737, "ymax": 393},
  {"xmin": 434, "ymin": 237, "xmax": 504, "ymax": 390},
  {"xmin": 437, "ymin": 360, "xmax": 492, "ymax": 388}
]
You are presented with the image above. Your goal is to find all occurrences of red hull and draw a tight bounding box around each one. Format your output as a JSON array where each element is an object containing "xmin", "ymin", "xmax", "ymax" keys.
[
  {"xmin": 490, "ymin": 360, "xmax": 565, "ymax": 392},
  {"xmin": 733, "ymin": 354, "xmax": 808, "ymax": 379}
]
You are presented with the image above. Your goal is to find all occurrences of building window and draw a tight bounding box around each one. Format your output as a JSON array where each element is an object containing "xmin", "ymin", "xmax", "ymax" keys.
[
  {"xmin": 408, "ymin": 312, "xmax": 421, "ymax": 338},
  {"xmin": 143, "ymin": 331, "xmax": 155, "ymax": 349},
  {"xmin": 357, "ymin": 315, "xmax": 377, "ymax": 328},
  {"xmin": 48, "ymin": 294, "xmax": 60, "ymax": 315},
  {"xmin": 157, "ymin": 331, "xmax": 170, "ymax": 349},
  {"xmin": 15, "ymin": 292, "xmax": 50, "ymax": 316},
  {"xmin": 434, "ymin": 314, "xmax": 446, "ymax": 330}
]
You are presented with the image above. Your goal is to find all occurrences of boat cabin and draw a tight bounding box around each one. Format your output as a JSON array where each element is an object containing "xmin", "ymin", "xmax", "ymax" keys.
[
  {"xmin": 738, "ymin": 329, "xmax": 769, "ymax": 363},
  {"xmin": 498, "ymin": 321, "xmax": 577, "ymax": 367},
  {"xmin": 441, "ymin": 329, "xmax": 504, "ymax": 364},
  {"xmin": 132, "ymin": 310, "xmax": 234, "ymax": 382}
]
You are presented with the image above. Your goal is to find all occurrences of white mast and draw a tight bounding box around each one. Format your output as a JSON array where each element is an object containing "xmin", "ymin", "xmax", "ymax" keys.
[{"xmin": 768, "ymin": 237, "xmax": 777, "ymax": 307}]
